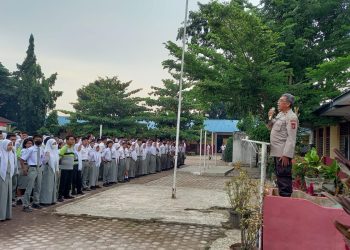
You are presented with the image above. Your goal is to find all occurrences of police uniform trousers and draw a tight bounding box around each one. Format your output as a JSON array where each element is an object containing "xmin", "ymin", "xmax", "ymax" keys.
[
  {"xmin": 103, "ymin": 161, "xmax": 111, "ymax": 184},
  {"xmin": 0, "ymin": 163, "xmax": 12, "ymax": 220},
  {"xmin": 150, "ymin": 155, "xmax": 156, "ymax": 174},
  {"xmin": 118, "ymin": 159, "xmax": 126, "ymax": 182},
  {"xmin": 274, "ymin": 157, "xmax": 293, "ymax": 197},
  {"xmin": 82, "ymin": 160, "xmax": 91, "ymax": 188},
  {"xmin": 129, "ymin": 159, "xmax": 136, "ymax": 178},
  {"xmin": 110, "ymin": 159, "xmax": 118, "ymax": 183},
  {"xmin": 40, "ymin": 164, "xmax": 57, "ymax": 204},
  {"xmin": 23, "ymin": 165, "xmax": 42, "ymax": 207},
  {"xmin": 156, "ymin": 155, "xmax": 161, "ymax": 172}
]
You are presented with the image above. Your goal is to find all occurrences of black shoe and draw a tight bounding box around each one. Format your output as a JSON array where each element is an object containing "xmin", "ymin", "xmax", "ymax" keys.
[
  {"xmin": 85, "ymin": 188, "xmax": 92, "ymax": 191},
  {"xmin": 91, "ymin": 186, "xmax": 96, "ymax": 190},
  {"xmin": 103, "ymin": 183, "xmax": 109, "ymax": 187},
  {"xmin": 51, "ymin": 202, "xmax": 57, "ymax": 205},
  {"xmin": 58, "ymin": 197, "xmax": 64, "ymax": 202},
  {"xmin": 16, "ymin": 199, "xmax": 23, "ymax": 205},
  {"xmin": 40, "ymin": 203, "xmax": 50, "ymax": 207},
  {"xmin": 64, "ymin": 196, "xmax": 75, "ymax": 199},
  {"xmin": 71, "ymin": 190, "xmax": 77, "ymax": 195},
  {"xmin": 23, "ymin": 206, "xmax": 33, "ymax": 213},
  {"xmin": 95, "ymin": 185, "xmax": 102, "ymax": 189},
  {"xmin": 77, "ymin": 191, "xmax": 85, "ymax": 195},
  {"xmin": 32, "ymin": 203, "xmax": 42, "ymax": 209}
]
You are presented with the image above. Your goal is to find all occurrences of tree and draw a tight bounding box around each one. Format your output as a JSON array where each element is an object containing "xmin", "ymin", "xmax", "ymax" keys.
[
  {"xmin": 64, "ymin": 76, "xmax": 147, "ymax": 137},
  {"xmin": 13, "ymin": 34, "xmax": 62, "ymax": 134},
  {"xmin": 163, "ymin": 1, "xmax": 288, "ymax": 120},
  {"xmin": 0, "ymin": 62, "xmax": 18, "ymax": 121},
  {"xmin": 38, "ymin": 110, "xmax": 60, "ymax": 135},
  {"xmin": 261, "ymin": 0, "xmax": 350, "ymax": 124},
  {"xmin": 145, "ymin": 79, "xmax": 203, "ymax": 141}
]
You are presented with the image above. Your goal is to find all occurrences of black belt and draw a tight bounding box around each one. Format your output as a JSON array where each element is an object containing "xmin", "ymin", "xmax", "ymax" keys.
[
  {"xmin": 29, "ymin": 165, "xmax": 41, "ymax": 167},
  {"xmin": 82, "ymin": 160, "xmax": 89, "ymax": 162},
  {"xmin": 112, "ymin": 158, "xmax": 116, "ymax": 159}
]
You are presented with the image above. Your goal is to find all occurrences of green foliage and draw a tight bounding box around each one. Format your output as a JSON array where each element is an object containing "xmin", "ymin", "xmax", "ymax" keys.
[
  {"xmin": 10, "ymin": 34, "xmax": 62, "ymax": 134},
  {"xmin": 223, "ymin": 137, "xmax": 233, "ymax": 162},
  {"xmin": 320, "ymin": 160, "xmax": 340, "ymax": 181},
  {"xmin": 43, "ymin": 110, "xmax": 60, "ymax": 135},
  {"xmin": 164, "ymin": 1, "xmax": 288, "ymax": 119},
  {"xmin": 0, "ymin": 62, "xmax": 18, "ymax": 121},
  {"xmin": 64, "ymin": 76, "xmax": 147, "ymax": 137},
  {"xmin": 144, "ymin": 79, "xmax": 204, "ymax": 141},
  {"xmin": 261, "ymin": 0, "xmax": 350, "ymax": 125},
  {"xmin": 237, "ymin": 114, "xmax": 270, "ymax": 142}
]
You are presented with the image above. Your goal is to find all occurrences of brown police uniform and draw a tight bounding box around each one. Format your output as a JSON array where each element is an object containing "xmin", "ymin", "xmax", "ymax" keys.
[{"xmin": 270, "ymin": 109, "xmax": 298, "ymax": 197}]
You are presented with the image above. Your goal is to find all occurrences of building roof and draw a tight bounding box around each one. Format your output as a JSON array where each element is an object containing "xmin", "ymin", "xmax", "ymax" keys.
[
  {"xmin": 203, "ymin": 119, "xmax": 239, "ymax": 133},
  {"xmin": 0, "ymin": 116, "xmax": 14, "ymax": 124},
  {"xmin": 314, "ymin": 89, "xmax": 350, "ymax": 119}
]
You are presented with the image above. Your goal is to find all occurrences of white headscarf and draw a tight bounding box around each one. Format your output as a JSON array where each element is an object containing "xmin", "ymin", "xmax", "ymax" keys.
[
  {"xmin": 92, "ymin": 144, "xmax": 101, "ymax": 168},
  {"xmin": 44, "ymin": 138, "xmax": 59, "ymax": 172},
  {"xmin": 0, "ymin": 139, "xmax": 15, "ymax": 181}
]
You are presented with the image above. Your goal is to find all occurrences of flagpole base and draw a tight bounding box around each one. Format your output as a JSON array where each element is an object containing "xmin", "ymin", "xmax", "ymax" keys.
[{"xmin": 172, "ymin": 188, "xmax": 176, "ymax": 199}]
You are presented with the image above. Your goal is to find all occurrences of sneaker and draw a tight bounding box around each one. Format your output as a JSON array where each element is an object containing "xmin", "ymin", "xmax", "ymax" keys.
[
  {"xmin": 64, "ymin": 195, "xmax": 75, "ymax": 199},
  {"xmin": 95, "ymin": 185, "xmax": 102, "ymax": 189},
  {"xmin": 32, "ymin": 203, "xmax": 42, "ymax": 209},
  {"xmin": 77, "ymin": 191, "xmax": 85, "ymax": 195},
  {"xmin": 103, "ymin": 183, "xmax": 109, "ymax": 187},
  {"xmin": 85, "ymin": 188, "xmax": 92, "ymax": 191},
  {"xmin": 90, "ymin": 186, "xmax": 96, "ymax": 190},
  {"xmin": 58, "ymin": 197, "xmax": 64, "ymax": 202},
  {"xmin": 16, "ymin": 199, "xmax": 23, "ymax": 205},
  {"xmin": 12, "ymin": 202, "xmax": 16, "ymax": 207},
  {"xmin": 23, "ymin": 206, "xmax": 33, "ymax": 213}
]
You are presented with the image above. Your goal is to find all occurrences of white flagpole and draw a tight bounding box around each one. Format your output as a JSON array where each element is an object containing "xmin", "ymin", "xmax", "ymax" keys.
[
  {"xmin": 172, "ymin": 0, "xmax": 189, "ymax": 199},
  {"xmin": 199, "ymin": 129, "xmax": 202, "ymax": 173}
]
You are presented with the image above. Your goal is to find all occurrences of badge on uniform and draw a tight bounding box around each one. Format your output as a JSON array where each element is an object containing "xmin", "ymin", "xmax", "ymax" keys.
[{"xmin": 291, "ymin": 120, "xmax": 297, "ymax": 129}]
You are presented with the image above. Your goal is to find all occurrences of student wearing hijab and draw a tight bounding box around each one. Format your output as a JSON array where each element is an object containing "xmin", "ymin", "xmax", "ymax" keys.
[
  {"xmin": 89, "ymin": 144, "xmax": 101, "ymax": 190},
  {"xmin": 0, "ymin": 139, "xmax": 16, "ymax": 221},
  {"xmin": 40, "ymin": 138, "xmax": 59, "ymax": 206},
  {"xmin": 16, "ymin": 138, "xmax": 33, "ymax": 205}
]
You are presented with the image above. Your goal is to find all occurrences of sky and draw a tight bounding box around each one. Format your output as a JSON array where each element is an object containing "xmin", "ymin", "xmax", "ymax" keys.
[{"xmin": 0, "ymin": 0, "xmax": 260, "ymax": 111}]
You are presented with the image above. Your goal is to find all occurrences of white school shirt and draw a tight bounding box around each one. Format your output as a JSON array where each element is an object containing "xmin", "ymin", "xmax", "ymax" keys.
[
  {"xmin": 80, "ymin": 145, "xmax": 90, "ymax": 160},
  {"xmin": 102, "ymin": 147, "xmax": 112, "ymax": 161},
  {"xmin": 150, "ymin": 146, "xmax": 157, "ymax": 156},
  {"xmin": 21, "ymin": 145, "xmax": 44, "ymax": 166},
  {"xmin": 160, "ymin": 144, "xmax": 166, "ymax": 154},
  {"xmin": 119, "ymin": 147, "xmax": 126, "ymax": 159}
]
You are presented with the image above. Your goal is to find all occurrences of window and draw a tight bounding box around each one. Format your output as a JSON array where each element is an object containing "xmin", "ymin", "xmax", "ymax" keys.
[{"xmin": 340, "ymin": 122, "xmax": 350, "ymax": 160}]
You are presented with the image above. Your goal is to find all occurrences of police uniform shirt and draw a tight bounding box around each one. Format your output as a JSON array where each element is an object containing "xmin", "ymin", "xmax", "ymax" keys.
[{"xmin": 270, "ymin": 109, "xmax": 298, "ymax": 159}]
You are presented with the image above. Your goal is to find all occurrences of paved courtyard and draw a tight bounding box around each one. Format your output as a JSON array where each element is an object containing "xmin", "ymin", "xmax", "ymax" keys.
[{"xmin": 0, "ymin": 156, "xmax": 246, "ymax": 249}]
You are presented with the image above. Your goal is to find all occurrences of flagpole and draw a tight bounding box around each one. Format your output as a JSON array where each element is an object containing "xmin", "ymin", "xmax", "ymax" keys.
[{"xmin": 172, "ymin": 0, "xmax": 189, "ymax": 199}]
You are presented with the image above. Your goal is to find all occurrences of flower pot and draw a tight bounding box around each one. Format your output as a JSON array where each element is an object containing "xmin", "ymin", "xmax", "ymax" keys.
[
  {"xmin": 322, "ymin": 179, "xmax": 335, "ymax": 193},
  {"xmin": 305, "ymin": 177, "xmax": 325, "ymax": 194}
]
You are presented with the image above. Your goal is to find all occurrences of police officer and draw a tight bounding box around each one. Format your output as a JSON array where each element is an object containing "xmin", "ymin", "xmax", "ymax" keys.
[{"xmin": 268, "ymin": 93, "xmax": 298, "ymax": 197}]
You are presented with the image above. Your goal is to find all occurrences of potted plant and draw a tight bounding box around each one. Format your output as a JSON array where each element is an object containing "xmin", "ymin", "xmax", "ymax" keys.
[
  {"xmin": 299, "ymin": 148, "xmax": 325, "ymax": 193},
  {"xmin": 320, "ymin": 160, "xmax": 341, "ymax": 194},
  {"xmin": 226, "ymin": 170, "xmax": 261, "ymax": 250}
]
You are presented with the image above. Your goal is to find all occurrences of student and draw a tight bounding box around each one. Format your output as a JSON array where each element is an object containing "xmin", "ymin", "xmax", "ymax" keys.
[
  {"xmin": 72, "ymin": 138, "xmax": 84, "ymax": 196},
  {"xmin": 160, "ymin": 141, "xmax": 167, "ymax": 171},
  {"xmin": 40, "ymin": 138, "xmax": 59, "ymax": 205},
  {"xmin": 16, "ymin": 138, "xmax": 33, "ymax": 205},
  {"xmin": 129, "ymin": 143, "xmax": 137, "ymax": 178},
  {"xmin": 118, "ymin": 142, "xmax": 126, "ymax": 182},
  {"xmin": 149, "ymin": 142, "xmax": 157, "ymax": 174},
  {"xmin": 80, "ymin": 137, "xmax": 91, "ymax": 191},
  {"xmin": 89, "ymin": 144, "xmax": 101, "ymax": 190},
  {"xmin": 6, "ymin": 133, "xmax": 18, "ymax": 207},
  {"xmin": 102, "ymin": 141, "xmax": 113, "ymax": 187},
  {"xmin": 21, "ymin": 135, "xmax": 44, "ymax": 212},
  {"xmin": 0, "ymin": 139, "xmax": 16, "ymax": 221},
  {"xmin": 58, "ymin": 135, "xmax": 76, "ymax": 202},
  {"xmin": 110, "ymin": 141, "xmax": 119, "ymax": 184}
]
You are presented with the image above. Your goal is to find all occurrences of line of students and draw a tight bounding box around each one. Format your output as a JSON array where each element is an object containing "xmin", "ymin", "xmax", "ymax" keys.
[{"xmin": 0, "ymin": 132, "xmax": 186, "ymax": 221}]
